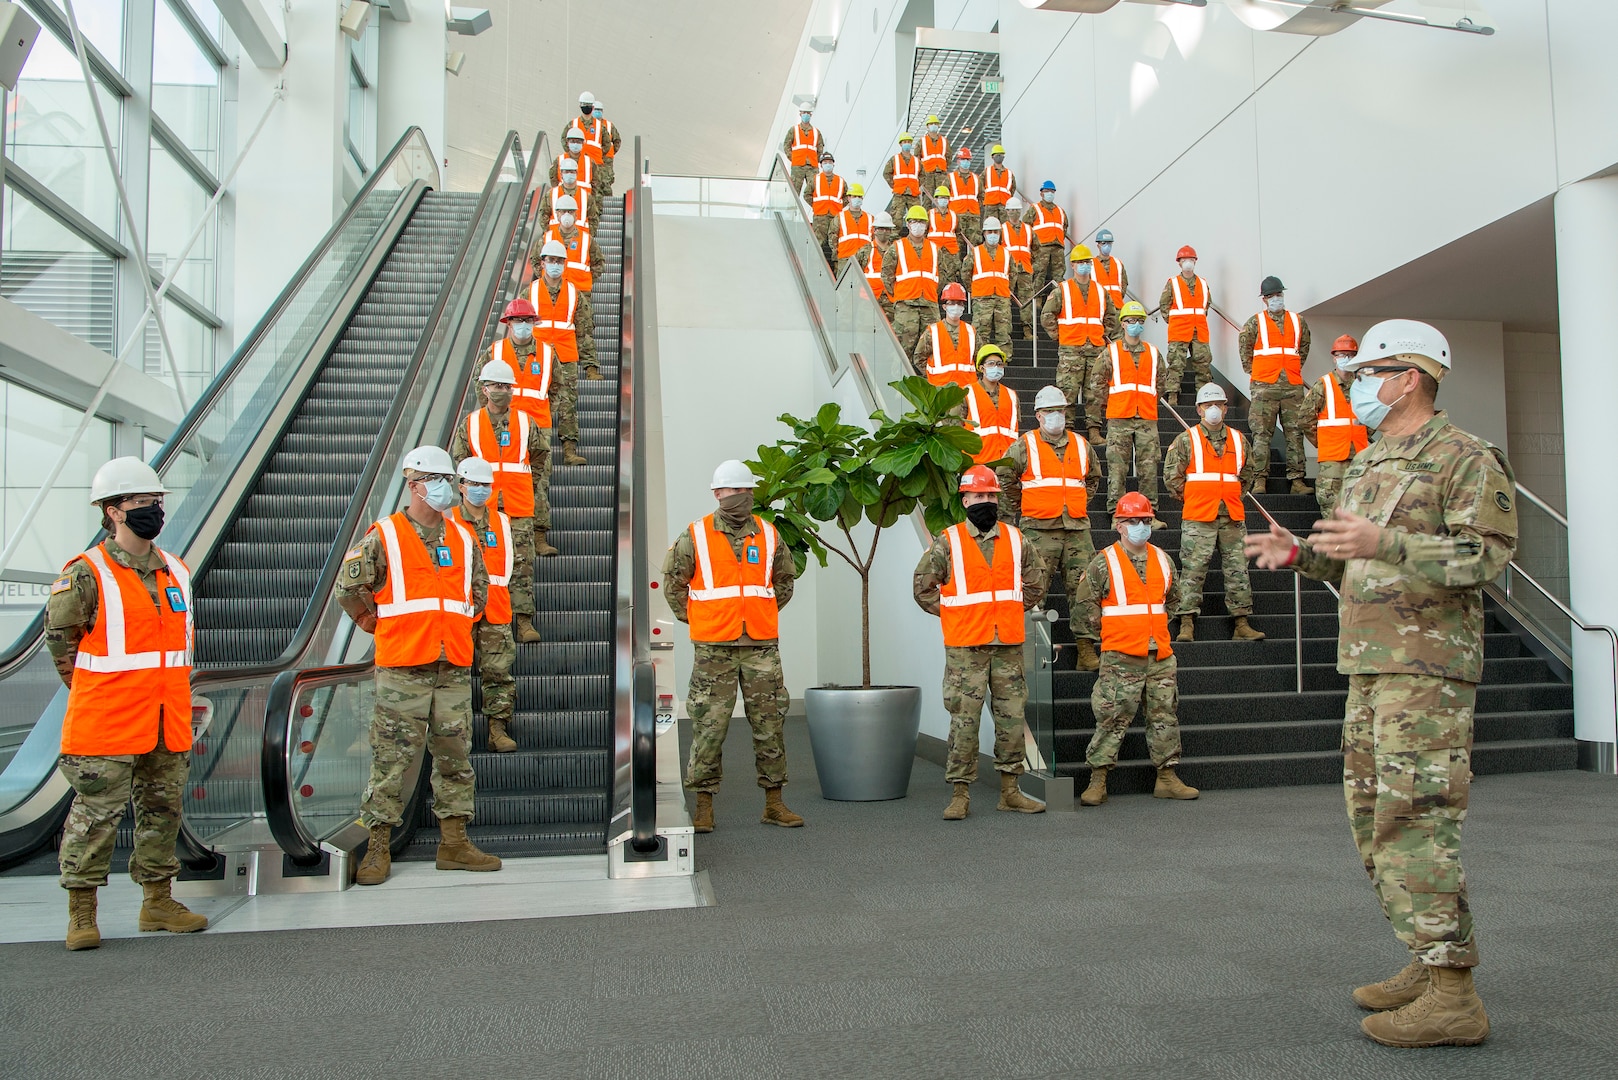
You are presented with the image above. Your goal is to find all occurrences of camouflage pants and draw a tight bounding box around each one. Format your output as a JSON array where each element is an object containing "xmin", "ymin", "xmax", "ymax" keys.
[
  {"xmin": 598, "ymin": 157, "xmax": 615, "ymax": 198},
  {"xmin": 475, "ymin": 620, "xmax": 516, "ymax": 725},
  {"xmin": 943, "ymin": 644, "xmax": 1027, "ymax": 783},
  {"xmin": 685, "ymin": 643, "xmax": 790, "ymax": 792},
  {"xmin": 524, "ymin": 424, "xmax": 554, "ymax": 532},
  {"xmin": 921, "ymin": 171, "xmax": 947, "ymax": 202},
  {"xmin": 1087, "ymin": 650, "xmax": 1180, "ymax": 768},
  {"xmin": 790, "ymin": 164, "xmax": 815, "ymax": 199},
  {"xmin": 552, "ymin": 359, "xmax": 581, "ymax": 447},
  {"xmin": 57, "ymin": 748, "xmax": 187, "ymax": 889},
  {"xmin": 971, "ymin": 295, "xmax": 1012, "ymax": 353},
  {"xmin": 1316, "ymin": 459, "xmax": 1349, "ymax": 519},
  {"xmin": 506, "ymin": 516, "xmax": 538, "ymax": 617},
  {"xmin": 1023, "ymin": 525, "xmax": 1094, "ymax": 630},
  {"xmin": 1084, "ymin": 348, "xmax": 1116, "ymax": 432},
  {"xmin": 1056, "ymin": 344, "xmax": 1102, "ymax": 431},
  {"xmin": 1164, "ymin": 340, "xmax": 1212, "ymax": 396},
  {"xmin": 956, "ymin": 212, "xmax": 982, "ymax": 249},
  {"xmin": 887, "ymin": 191, "xmax": 922, "ymax": 223},
  {"xmin": 891, "ymin": 299, "xmax": 940, "ymax": 361},
  {"xmin": 1248, "ymin": 383, "xmax": 1309, "ymax": 481},
  {"xmin": 1010, "ymin": 267, "xmax": 1033, "ymax": 338},
  {"xmin": 1171, "ymin": 517, "xmax": 1253, "ymax": 618},
  {"xmin": 1106, "ymin": 418, "xmax": 1160, "ymax": 509},
  {"xmin": 361, "ymin": 661, "xmax": 476, "ymax": 827},
  {"xmin": 811, "ymin": 214, "xmax": 837, "ymax": 264},
  {"xmin": 1343, "ymin": 673, "xmax": 1478, "ymax": 968},
  {"xmin": 1030, "ymin": 244, "xmax": 1065, "ymax": 305}
]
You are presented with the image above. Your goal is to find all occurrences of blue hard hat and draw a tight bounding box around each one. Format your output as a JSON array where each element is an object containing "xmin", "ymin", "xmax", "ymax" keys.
[
  {"xmin": 1096, "ymin": 228, "xmax": 1114, "ymax": 243},
  {"xmin": 1040, "ymin": 180, "xmax": 1056, "ymax": 191}
]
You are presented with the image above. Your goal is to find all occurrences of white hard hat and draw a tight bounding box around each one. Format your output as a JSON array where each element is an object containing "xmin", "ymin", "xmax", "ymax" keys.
[
  {"xmin": 982, "ymin": 216, "xmax": 1002, "ymax": 231},
  {"xmin": 874, "ymin": 211, "xmax": 894, "ymax": 229},
  {"xmin": 1348, "ymin": 319, "xmax": 1452, "ymax": 379},
  {"xmin": 710, "ymin": 459, "xmax": 758, "ymax": 489},
  {"xmin": 89, "ymin": 457, "xmax": 168, "ymax": 505},
  {"xmin": 402, "ymin": 445, "xmax": 455, "ymax": 476},
  {"xmin": 456, "ymin": 457, "xmax": 494, "ymax": 484},
  {"xmin": 1005, "ymin": 196, "xmax": 1023, "ymax": 210},
  {"xmin": 565, "ymin": 130, "xmax": 584, "ymax": 142},
  {"xmin": 1195, "ymin": 383, "xmax": 1228, "ymax": 404},
  {"xmin": 578, "ymin": 91, "xmax": 596, "ymax": 105},
  {"xmin": 479, "ymin": 358, "xmax": 517, "ymax": 384},
  {"xmin": 560, "ymin": 157, "xmax": 579, "ymax": 171},
  {"xmin": 593, "ymin": 100, "xmax": 605, "ymax": 110},
  {"xmin": 539, "ymin": 239, "xmax": 568, "ymax": 260},
  {"xmin": 1033, "ymin": 386, "xmax": 1068, "ymax": 411},
  {"xmin": 553, "ymin": 194, "xmax": 578, "ymax": 212}
]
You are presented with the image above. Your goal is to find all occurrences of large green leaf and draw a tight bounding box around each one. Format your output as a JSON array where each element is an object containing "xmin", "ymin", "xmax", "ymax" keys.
[
  {"xmin": 815, "ymin": 401, "xmax": 842, "ymax": 431},
  {"xmin": 870, "ymin": 442, "xmax": 925, "ymax": 476}
]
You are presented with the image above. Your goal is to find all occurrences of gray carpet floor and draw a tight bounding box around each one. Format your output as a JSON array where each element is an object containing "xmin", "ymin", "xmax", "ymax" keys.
[{"xmin": 4, "ymin": 717, "xmax": 1617, "ymax": 1079}]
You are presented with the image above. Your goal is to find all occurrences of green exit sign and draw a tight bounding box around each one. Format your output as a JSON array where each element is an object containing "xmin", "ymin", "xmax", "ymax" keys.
[{"xmin": 981, "ymin": 78, "xmax": 1002, "ymax": 94}]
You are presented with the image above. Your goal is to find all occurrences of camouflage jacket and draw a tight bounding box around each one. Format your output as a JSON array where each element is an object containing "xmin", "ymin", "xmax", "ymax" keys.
[
  {"xmin": 912, "ymin": 521, "xmax": 1049, "ymax": 640},
  {"xmin": 1162, "ymin": 422, "xmax": 1265, "ymax": 511},
  {"xmin": 528, "ymin": 223, "xmax": 606, "ymax": 278},
  {"xmin": 1020, "ymin": 203, "xmax": 1070, "ymax": 245},
  {"xmin": 911, "ymin": 318, "xmax": 974, "ymax": 375},
  {"xmin": 337, "ymin": 510, "xmax": 490, "ymax": 634},
  {"xmin": 1040, "ymin": 280, "xmax": 1120, "ymax": 342},
  {"xmin": 45, "ymin": 538, "xmax": 170, "ymax": 688},
  {"xmin": 449, "ymin": 402, "xmax": 550, "ymax": 517},
  {"xmin": 1296, "ymin": 370, "xmax": 1353, "ymax": 445},
  {"xmin": 662, "ymin": 515, "xmax": 796, "ymax": 646},
  {"xmin": 1072, "ymin": 544, "xmax": 1177, "ymax": 648},
  {"xmin": 537, "ymin": 183, "xmax": 593, "ymax": 225},
  {"xmin": 996, "ymin": 429, "xmax": 1102, "ymax": 530},
  {"xmin": 881, "ymin": 153, "xmax": 917, "ymax": 189},
  {"xmin": 783, "ymin": 123, "xmax": 825, "ymax": 160},
  {"xmin": 1093, "ymin": 255, "xmax": 1128, "ymax": 298},
  {"xmin": 1294, "ymin": 411, "xmax": 1518, "ymax": 681},
  {"xmin": 524, "ymin": 276, "xmax": 595, "ymax": 358},
  {"xmin": 881, "ymin": 238, "xmax": 960, "ymax": 299},
  {"xmin": 1237, "ymin": 310, "xmax": 1312, "ymax": 382}
]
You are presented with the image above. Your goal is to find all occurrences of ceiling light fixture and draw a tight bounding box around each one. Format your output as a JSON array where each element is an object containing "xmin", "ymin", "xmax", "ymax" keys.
[{"xmin": 1256, "ymin": 0, "xmax": 1494, "ymax": 35}]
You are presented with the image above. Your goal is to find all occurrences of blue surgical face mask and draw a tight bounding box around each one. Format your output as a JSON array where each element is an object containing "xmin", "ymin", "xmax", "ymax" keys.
[
  {"xmin": 1124, "ymin": 321, "xmax": 1144, "ymax": 339},
  {"xmin": 545, "ymin": 262, "xmax": 564, "ymax": 281},
  {"xmin": 1123, "ymin": 522, "xmax": 1152, "ymax": 545},
  {"xmin": 464, "ymin": 484, "xmax": 493, "ymax": 508},
  {"xmin": 421, "ymin": 478, "xmax": 456, "ymax": 512},
  {"xmin": 982, "ymin": 365, "xmax": 1004, "ymax": 383},
  {"xmin": 1350, "ymin": 372, "xmax": 1406, "ymax": 430},
  {"xmin": 1098, "ymin": 243, "xmax": 1112, "ymax": 256},
  {"xmin": 509, "ymin": 322, "xmax": 534, "ymax": 344},
  {"xmin": 1266, "ymin": 296, "xmax": 1285, "ymax": 315}
]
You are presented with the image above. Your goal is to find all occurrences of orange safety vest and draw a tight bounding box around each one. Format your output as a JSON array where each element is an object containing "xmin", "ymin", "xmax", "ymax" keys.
[
  {"xmin": 889, "ymin": 152, "xmax": 919, "ymax": 195},
  {"xmin": 1099, "ymin": 542, "xmax": 1174, "ymax": 658},
  {"xmin": 789, "ymin": 124, "xmax": 821, "ymax": 168},
  {"xmin": 1316, "ymin": 373, "xmax": 1369, "ymax": 462},
  {"xmin": 1094, "ymin": 255, "xmax": 1126, "ymax": 308},
  {"xmin": 984, "ymin": 164, "xmax": 1014, "ymax": 206},
  {"xmin": 925, "ymin": 321, "xmax": 977, "ymax": 387},
  {"xmin": 1181, "ymin": 425, "xmax": 1246, "ymax": 523},
  {"xmin": 465, "ymin": 404, "xmax": 537, "ymax": 517},
  {"xmin": 685, "ymin": 514, "xmax": 779, "ymax": 643},
  {"xmin": 59, "ymin": 544, "xmax": 194, "ymax": 756},
  {"xmin": 1166, "ymin": 274, "xmax": 1211, "ymax": 343},
  {"xmin": 546, "ymin": 224, "xmax": 594, "ymax": 292},
  {"xmin": 370, "ymin": 512, "xmax": 477, "ymax": 668},
  {"xmin": 598, "ymin": 117, "xmax": 618, "ymax": 159},
  {"xmin": 927, "ymin": 208, "xmax": 959, "ymax": 254},
  {"xmin": 938, "ymin": 522, "xmax": 1025, "ymax": 647},
  {"xmin": 1252, "ymin": 309, "xmax": 1304, "ymax": 384},
  {"xmin": 1018, "ymin": 431, "xmax": 1090, "ymax": 520},
  {"xmin": 567, "ymin": 117, "xmax": 606, "ymax": 164},
  {"xmin": 494, "ymin": 340, "xmax": 553, "ymax": 428},
  {"xmin": 811, "ymin": 173, "xmax": 846, "ymax": 217},
  {"xmin": 965, "ymin": 383, "xmax": 1019, "ymax": 465},
  {"xmin": 1057, "ymin": 280, "xmax": 1107, "ymax": 347},
  {"xmin": 1003, "ymin": 220, "xmax": 1033, "ymax": 272},
  {"xmin": 970, "ymin": 243, "xmax": 1010, "ymax": 298},
  {"xmin": 948, "ymin": 171, "xmax": 981, "ymax": 215},
  {"xmin": 892, "ymin": 239, "xmax": 940, "ymax": 303},
  {"xmin": 452, "ymin": 506, "xmax": 514, "ymax": 625},
  {"xmin": 556, "ymin": 152, "xmax": 595, "ymax": 192},
  {"xmin": 836, "ymin": 209, "xmax": 872, "ymax": 258},
  {"xmin": 864, "ymin": 244, "xmax": 886, "ymax": 301},
  {"xmin": 1106, "ymin": 341, "xmax": 1159, "ymax": 420},
  {"xmin": 528, "ymin": 280, "xmax": 580, "ymax": 363},
  {"xmin": 547, "ymin": 183, "xmax": 591, "ymax": 225},
  {"xmin": 1031, "ymin": 203, "xmax": 1067, "ymax": 245},
  {"xmin": 919, "ymin": 134, "xmax": 949, "ymax": 173}
]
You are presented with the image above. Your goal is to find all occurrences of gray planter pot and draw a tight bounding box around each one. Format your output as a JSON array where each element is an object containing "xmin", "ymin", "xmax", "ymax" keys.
[{"xmin": 804, "ymin": 685, "xmax": 921, "ymax": 801}]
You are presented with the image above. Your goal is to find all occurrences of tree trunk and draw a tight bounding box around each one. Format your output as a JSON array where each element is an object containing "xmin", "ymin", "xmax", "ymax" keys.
[{"xmin": 860, "ymin": 570, "xmax": 872, "ymax": 688}]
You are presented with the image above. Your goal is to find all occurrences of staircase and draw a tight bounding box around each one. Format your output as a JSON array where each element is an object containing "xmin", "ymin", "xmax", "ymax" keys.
[{"xmin": 999, "ymin": 303, "xmax": 1577, "ymax": 795}]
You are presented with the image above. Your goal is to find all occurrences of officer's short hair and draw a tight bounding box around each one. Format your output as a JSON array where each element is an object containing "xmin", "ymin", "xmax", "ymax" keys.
[{"xmin": 1416, "ymin": 371, "xmax": 1439, "ymax": 402}]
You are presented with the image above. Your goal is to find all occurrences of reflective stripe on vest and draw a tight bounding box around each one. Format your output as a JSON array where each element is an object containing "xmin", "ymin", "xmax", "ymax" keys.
[
  {"xmin": 467, "ymin": 406, "xmax": 535, "ymax": 517},
  {"xmin": 500, "ymin": 340, "xmax": 554, "ymax": 429},
  {"xmin": 836, "ymin": 210, "xmax": 872, "ymax": 257},
  {"xmin": 1316, "ymin": 374, "xmax": 1369, "ymax": 462},
  {"xmin": 812, "ymin": 174, "xmax": 846, "ymax": 217},
  {"xmin": 686, "ymin": 515, "xmax": 780, "ymax": 643},
  {"xmin": 1094, "ymin": 255, "xmax": 1125, "ymax": 307},
  {"xmin": 452, "ymin": 507, "xmax": 515, "ymax": 624},
  {"xmin": 928, "ymin": 209, "xmax": 958, "ymax": 252},
  {"xmin": 1032, "ymin": 204, "xmax": 1066, "ymax": 245},
  {"xmin": 1003, "ymin": 222, "xmax": 1032, "ymax": 270},
  {"xmin": 889, "ymin": 152, "xmax": 919, "ymax": 194},
  {"xmin": 865, "ymin": 244, "xmax": 885, "ymax": 299},
  {"xmin": 1058, "ymin": 280, "xmax": 1107, "ymax": 347},
  {"xmin": 926, "ymin": 322, "xmax": 977, "ymax": 385},
  {"xmin": 892, "ymin": 240, "xmax": 939, "ymax": 302},
  {"xmin": 1183, "ymin": 425, "xmax": 1246, "ymax": 523},
  {"xmin": 1019, "ymin": 431, "xmax": 1090, "ymax": 519},
  {"xmin": 1100, "ymin": 542, "xmax": 1175, "ymax": 659},
  {"xmin": 528, "ymin": 280, "xmax": 580, "ymax": 363},
  {"xmin": 568, "ymin": 117, "xmax": 605, "ymax": 163},
  {"xmin": 965, "ymin": 384, "xmax": 1019, "ymax": 464},
  {"xmin": 948, "ymin": 171, "xmax": 980, "ymax": 215},
  {"xmin": 1167, "ymin": 275, "xmax": 1210, "ymax": 342},
  {"xmin": 1106, "ymin": 341, "xmax": 1159, "ymax": 420},
  {"xmin": 1252, "ymin": 309, "xmax": 1303, "ymax": 383},
  {"xmin": 547, "ymin": 224, "xmax": 594, "ymax": 290},
  {"xmin": 374, "ymin": 516, "xmax": 477, "ymax": 620},
  {"xmin": 938, "ymin": 523, "xmax": 1026, "ymax": 647},
  {"xmin": 920, "ymin": 135, "xmax": 949, "ymax": 172},
  {"xmin": 790, "ymin": 124, "xmax": 821, "ymax": 167},
  {"xmin": 971, "ymin": 244, "xmax": 1010, "ymax": 297},
  {"xmin": 984, "ymin": 165, "xmax": 1013, "ymax": 203}
]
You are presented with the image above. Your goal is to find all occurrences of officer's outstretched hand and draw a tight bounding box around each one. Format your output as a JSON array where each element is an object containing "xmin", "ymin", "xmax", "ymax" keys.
[
  {"xmin": 1310, "ymin": 508, "xmax": 1380, "ymax": 561},
  {"xmin": 1244, "ymin": 521, "xmax": 1299, "ymax": 570}
]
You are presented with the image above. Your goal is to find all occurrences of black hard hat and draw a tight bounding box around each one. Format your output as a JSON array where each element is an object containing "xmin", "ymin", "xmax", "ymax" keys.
[{"xmin": 1260, "ymin": 275, "xmax": 1285, "ymax": 296}]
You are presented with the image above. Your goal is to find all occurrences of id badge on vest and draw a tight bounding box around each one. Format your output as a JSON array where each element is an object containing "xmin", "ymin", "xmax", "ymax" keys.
[
  {"xmin": 530, "ymin": 360, "xmax": 543, "ymax": 376},
  {"xmin": 746, "ymin": 545, "xmax": 760, "ymax": 564},
  {"xmin": 164, "ymin": 586, "xmax": 187, "ymax": 612},
  {"xmin": 484, "ymin": 530, "xmax": 498, "ymax": 548},
  {"xmin": 499, "ymin": 430, "xmax": 511, "ymax": 447},
  {"xmin": 435, "ymin": 546, "xmax": 453, "ymax": 567}
]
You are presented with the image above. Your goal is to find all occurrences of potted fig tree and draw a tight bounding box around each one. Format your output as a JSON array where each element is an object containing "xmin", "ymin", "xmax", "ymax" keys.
[{"xmin": 747, "ymin": 376, "xmax": 980, "ymax": 800}]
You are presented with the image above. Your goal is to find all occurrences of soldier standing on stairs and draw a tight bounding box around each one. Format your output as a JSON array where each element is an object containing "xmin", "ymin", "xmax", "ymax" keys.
[
  {"xmin": 1162, "ymin": 384, "xmax": 1266, "ymax": 643},
  {"xmin": 529, "ymin": 239, "xmax": 599, "ymax": 467},
  {"xmin": 883, "ymin": 206, "xmax": 948, "ymax": 360},
  {"xmin": 913, "ymin": 466, "xmax": 1050, "ymax": 820},
  {"xmin": 1041, "ymin": 244, "xmax": 1119, "ymax": 436},
  {"xmin": 1246, "ymin": 320, "xmax": 1516, "ymax": 1049},
  {"xmin": 1070, "ymin": 492, "xmax": 1199, "ymax": 807},
  {"xmin": 338, "ymin": 446, "xmax": 503, "ymax": 886},
  {"xmin": 449, "ymin": 458, "xmax": 519, "ymax": 753},
  {"xmin": 664, "ymin": 461, "xmax": 803, "ymax": 834},
  {"xmin": 1240, "ymin": 275, "xmax": 1313, "ymax": 495},
  {"xmin": 1098, "ymin": 302, "xmax": 1164, "ymax": 519},
  {"xmin": 1159, "ymin": 246, "xmax": 1214, "ymax": 403},
  {"xmin": 996, "ymin": 386, "xmax": 1103, "ymax": 672},
  {"xmin": 1299, "ymin": 334, "xmax": 1370, "ymax": 519}
]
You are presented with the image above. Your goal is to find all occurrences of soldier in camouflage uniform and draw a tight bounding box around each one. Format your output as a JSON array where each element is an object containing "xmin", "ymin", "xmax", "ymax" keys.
[
  {"xmin": 47, "ymin": 457, "xmax": 209, "ymax": 949},
  {"xmin": 1298, "ymin": 335, "xmax": 1369, "ymax": 519},
  {"xmin": 883, "ymin": 208, "xmax": 951, "ymax": 360},
  {"xmin": 965, "ymin": 217, "xmax": 1013, "ymax": 353},
  {"xmin": 882, "ymin": 133, "xmax": 923, "ymax": 222},
  {"xmin": 337, "ymin": 446, "xmax": 502, "ymax": 885},
  {"xmin": 664, "ymin": 461, "xmax": 802, "ymax": 833},
  {"xmin": 783, "ymin": 106, "xmax": 825, "ymax": 198},
  {"xmin": 449, "ymin": 458, "xmax": 519, "ymax": 753},
  {"xmin": 1099, "ymin": 302, "xmax": 1163, "ymax": 516},
  {"xmin": 529, "ymin": 240, "xmax": 598, "ymax": 467},
  {"xmin": 540, "ymin": 157, "xmax": 597, "ymax": 235},
  {"xmin": 590, "ymin": 101, "xmax": 620, "ymax": 196},
  {"xmin": 1247, "ymin": 321, "xmax": 1515, "ymax": 1048},
  {"xmin": 914, "ymin": 466, "xmax": 1050, "ymax": 819},
  {"xmin": 1041, "ymin": 246, "xmax": 1120, "ymax": 437},
  {"xmin": 1240, "ymin": 277, "xmax": 1313, "ymax": 495},
  {"xmin": 1071, "ymin": 492, "xmax": 1200, "ymax": 806},
  {"xmin": 1163, "ymin": 384, "xmax": 1267, "ymax": 642}
]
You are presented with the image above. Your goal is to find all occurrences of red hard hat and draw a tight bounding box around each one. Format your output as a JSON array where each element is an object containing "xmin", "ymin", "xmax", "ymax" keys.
[
  {"xmin": 501, "ymin": 298, "xmax": 537, "ymax": 322},
  {"xmin": 956, "ymin": 147, "xmax": 972, "ymax": 160},
  {"xmin": 959, "ymin": 465, "xmax": 998, "ymax": 493},
  {"xmin": 1332, "ymin": 334, "xmax": 1360, "ymax": 355},
  {"xmin": 941, "ymin": 282, "xmax": 967, "ymax": 302},
  {"xmin": 1176, "ymin": 245, "xmax": 1198, "ymax": 261},
  {"xmin": 1115, "ymin": 492, "xmax": 1154, "ymax": 519}
]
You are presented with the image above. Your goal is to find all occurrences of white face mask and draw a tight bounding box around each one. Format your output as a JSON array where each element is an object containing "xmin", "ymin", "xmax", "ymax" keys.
[
  {"xmin": 944, "ymin": 304, "xmax": 964, "ymax": 320},
  {"xmin": 1180, "ymin": 260, "xmax": 1197, "ymax": 274},
  {"xmin": 1266, "ymin": 296, "xmax": 1285, "ymax": 315},
  {"xmin": 909, "ymin": 222, "xmax": 927, "ymax": 238},
  {"xmin": 562, "ymin": 174, "xmax": 577, "ymax": 188},
  {"xmin": 982, "ymin": 365, "xmax": 1004, "ymax": 383},
  {"xmin": 1202, "ymin": 405, "xmax": 1223, "ymax": 425},
  {"xmin": 848, "ymin": 197, "xmax": 862, "ymax": 211},
  {"xmin": 1040, "ymin": 412, "xmax": 1065, "ymax": 436},
  {"xmin": 559, "ymin": 212, "xmax": 576, "ymax": 229}
]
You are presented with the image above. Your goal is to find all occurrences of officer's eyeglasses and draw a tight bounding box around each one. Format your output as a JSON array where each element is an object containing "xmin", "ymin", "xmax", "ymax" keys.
[
  {"xmin": 412, "ymin": 473, "xmax": 454, "ymax": 485},
  {"xmin": 1356, "ymin": 365, "xmax": 1417, "ymax": 380},
  {"xmin": 118, "ymin": 495, "xmax": 164, "ymax": 509}
]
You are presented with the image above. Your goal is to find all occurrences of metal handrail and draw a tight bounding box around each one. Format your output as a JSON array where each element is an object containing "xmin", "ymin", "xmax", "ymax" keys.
[
  {"xmin": 1492, "ymin": 559, "xmax": 1618, "ymax": 721},
  {"xmin": 1514, "ymin": 482, "xmax": 1567, "ymax": 527}
]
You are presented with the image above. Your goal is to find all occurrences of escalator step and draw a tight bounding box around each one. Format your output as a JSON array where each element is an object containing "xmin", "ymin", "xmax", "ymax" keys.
[
  {"xmin": 531, "ymin": 583, "xmax": 613, "ymax": 612},
  {"xmin": 509, "ymin": 641, "xmax": 612, "ymax": 676},
  {"xmin": 201, "ymin": 568, "xmax": 323, "ymax": 598},
  {"xmin": 532, "ymin": 611, "xmax": 612, "ymax": 640},
  {"xmin": 512, "ymin": 673, "xmax": 611, "ymax": 709},
  {"xmin": 531, "ymin": 555, "xmax": 614, "ymax": 583},
  {"xmin": 469, "ymin": 749, "xmax": 611, "ymax": 792},
  {"xmin": 490, "ymin": 709, "xmax": 612, "ymax": 746},
  {"xmin": 550, "ymin": 508, "xmax": 613, "ymax": 531}
]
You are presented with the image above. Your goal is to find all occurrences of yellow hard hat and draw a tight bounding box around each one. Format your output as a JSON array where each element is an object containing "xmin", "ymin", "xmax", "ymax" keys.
[
  {"xmin": 990, "ymin": 144, "xmax": 1005, "ymax": 155},
  {"xmin": 934, "ymin": 185, "xmax": 950, "ymax": 197},
  {"xmin": 848, "ymin": 183, "xmax": 865, "ymax": 197},
  {"xmin": 926, "ymin": 114, "xmax": 941, "ymax": 124},
  {"xmin": 1120, "ymin": 300, "xmax": 1148, "ymax": 320},
  {"xmin": 898, "ymin": 131, "xmax": 913, "ymax": 143},
  {"xmin": 905, "ymin": 205, "xmax": 929, "ymax": 222},
  {"xmin": 1069, "ymin": 244, "xmax": 1094, "ymax": 262},
  {"xmin": 976, "ymin": 343, "xmax": 1006, "ymax": 365}
]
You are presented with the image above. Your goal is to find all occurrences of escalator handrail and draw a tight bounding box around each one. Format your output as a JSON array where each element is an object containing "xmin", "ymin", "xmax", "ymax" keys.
[{"xmin": 261, "ymin": 662, "xmax": 371, "ymax": 861}]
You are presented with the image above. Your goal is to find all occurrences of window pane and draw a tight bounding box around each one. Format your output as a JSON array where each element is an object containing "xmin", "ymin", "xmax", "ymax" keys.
[
  {"xmin": 152, "ymin": 0, "xmax": 219, "ymax": 168},
  {"xmin": 145, "ymin": 298, "xmax": 215, "ymax": 402},
  {"xmin": 0, "ymin": 379, "xmax": 113, "ymax": 582},
  {"xmin": 0, "ymin": 188, "xmax": 117, "ymax": 351},
  {"xmin": 178, "ymin": 0, "xmax": 221, "ymax": 41},
  {"xmin": 53, "ymin": 0, "xmax": 125, "ymax": 71},
  {"xmin": 147, "ymin": 139, "xmax": 215, "ymax": 306}
]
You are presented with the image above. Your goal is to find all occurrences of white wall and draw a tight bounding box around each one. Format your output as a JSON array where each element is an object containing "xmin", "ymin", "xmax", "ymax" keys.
[
  {"xmin": 377, "ymin": 9, "xmax": 448, "ymax": 172},
  {"xmin": 1503, "ymin": 331, "xmax": 1565, "ymax": 513}
]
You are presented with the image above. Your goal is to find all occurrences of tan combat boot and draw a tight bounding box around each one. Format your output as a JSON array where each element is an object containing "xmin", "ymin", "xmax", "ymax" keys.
[
  {"xmin": 1087, "ymin": 426, "xmax": 1105, "ymax": 448},
  {"xmin": 355, "ymin": 823, "xmax": 391, "ymax": 885},
  {"xmin": 761, "ymin": 787, "xmax": 804, "ymax": 827},
  {"xmin": 1177, "ymin": 615, "xmax": 1195, "ymax": 642},
  {"xmin": 1354, "ymin": 958, "xmax": 1429, "ymax": 1011},
  {"xmin": 1361, "ymin": 967, "xmax": 1489, "ymax": 1047},
  {"xmin": 1290, "ymin": 478, "xmax": 1312, "ymax": 495},
  {"xmin": 1231, "ymin": 616, "xmax": 1266, "ymax": 641},
  {"xmin": 583, "ymin": 366, "xmax": 604, "ymax": 381},
  {"xmin": 998, "ymin": 773, "xmax": 1046, "ymax": 813},
  {"xmin": 65, "ymin": 888, "xmax": 100, "ymax": 951},
  {"xmin": 487, "ymin": 719, "xmax": 517, "ymax": 753},
  {"xmin": 1164, "ymin": 391, "xmax": 1179, "ymax": 406},
  {"xmin": 561, "ymin": 439, "xmax": 588, "ymax": 466},
  {"xmin": 1153, "ymin": 766, "xmax": 1200, "ymax": 800},
  {"xmin": 532, "ymin": 530, "xmax": 559, "ymax": 557},
  {"xmin": 436, "ymin": 817, "xmax": 503, "ymax": 871},
  {"xmin": 138, "ymin": 880, "xmax": 208, "ymax": 934},
  {"xmin": 1073, "ymin": 639, "xmax": 1101, "ymax": 672},
  {"xmin": 692, "ymin": 792, "xmax": 715, "ymax": 833},
  {"xmin": 513, "ymin": 614, "xmax": 542, "ymax": 643},
  {"xmin": 943, "ymin": 783, "xmax": 970, "ymax": 820},
  {"xmin": 1080, "ymin": 765, "xmax": 1110, "ymax": 806}
]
